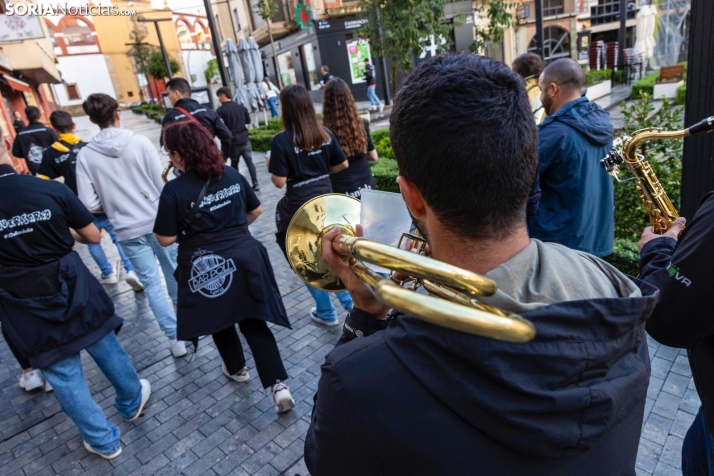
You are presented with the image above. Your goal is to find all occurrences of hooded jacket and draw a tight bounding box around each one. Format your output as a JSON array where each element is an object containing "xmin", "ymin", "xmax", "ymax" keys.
[
  {"xmin": 161, "ymin": 98, "xmax": 232, "ymax": 155},
  {"xmin": 640, "ymin": 191, "xmax": 714, "ymax": 434},
  {"xmin": 305, "ymin": 240, "xmax": 658, "ymax": 476},
  {"xmin": 76, "ymin": 128, "xmax": 165, "ymax": 242},
  {"xmin": 37, "ymin": 133, "xmax": 87, "ymax": 195},
  {"xmin": 528, "ymin": 97, "xmax": 615, "ymax": 257},
  {"xmin": 11, "ymin": 122, "xmax": 58, "ymax": 175}
]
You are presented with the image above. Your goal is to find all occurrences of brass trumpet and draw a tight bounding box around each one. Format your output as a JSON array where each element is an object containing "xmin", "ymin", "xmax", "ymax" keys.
[{"xmin": 285, "ymin": 194, "xmax": 536, "ymax": 343}]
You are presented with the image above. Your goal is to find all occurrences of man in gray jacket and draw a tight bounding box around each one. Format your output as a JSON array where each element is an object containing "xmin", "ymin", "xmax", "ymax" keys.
[{"xmin": 76, "ymin": 93, "xmax": 186, "ymax": 358}]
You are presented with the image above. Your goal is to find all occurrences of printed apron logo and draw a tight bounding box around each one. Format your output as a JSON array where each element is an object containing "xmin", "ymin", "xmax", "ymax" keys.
[{"xmin": 189, "ymin": 250, "xmax": 237, "ymax": 298}]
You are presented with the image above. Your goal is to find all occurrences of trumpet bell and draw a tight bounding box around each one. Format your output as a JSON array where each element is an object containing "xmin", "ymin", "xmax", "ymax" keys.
[{"xmin": 285, "ymin": 194, "xmax": 361, "ymax": 291}]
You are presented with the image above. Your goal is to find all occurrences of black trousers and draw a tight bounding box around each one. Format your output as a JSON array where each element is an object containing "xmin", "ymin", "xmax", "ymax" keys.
[
  {"xmin": 2, "ymin": 325, "xmax": 31, "ymax": 370},
  {"xmin": 212, "ymin": 318, "xmax": 287, "ymax": 388},
  {"xmin": 230, "ymin": 142, "xmax": 257, "ymax": 184}
]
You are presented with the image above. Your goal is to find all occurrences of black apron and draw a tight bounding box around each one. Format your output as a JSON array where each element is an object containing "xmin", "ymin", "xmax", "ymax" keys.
[
  {"xmin": 275, "ymin": 174, "xmax": 333, "ymax": 234},
  {"xmin": 329, "ymin": 155, "xmax": 376, "ymax": 199},
  {"xmin": 175, "ymin": 226, "xmax": 290, "ymax": 340}
]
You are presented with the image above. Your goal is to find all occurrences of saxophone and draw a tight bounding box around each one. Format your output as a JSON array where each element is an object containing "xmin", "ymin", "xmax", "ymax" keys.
[
  {"xmin": 161, "ymin": 163, "xmax": 174, "ymax": 183},
  {"xmin": 601, "ymin": 116, "xmax": 714, "ymax": 234}
]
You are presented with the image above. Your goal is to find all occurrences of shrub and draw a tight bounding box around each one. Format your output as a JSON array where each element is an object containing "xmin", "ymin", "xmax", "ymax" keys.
[
  {"xmin": 370, "ymin": 158, "xmax": 400, "ymax": 193},
  {"xmin": 676, "ymin": 84, "xmax": 686, "ymax": 105},
  {"xmin": 249, "ymin": 131, "xmax": 275, "ymax": 151},
  {"xmin": 602, "ymin": 239, "xmax": 641, "ymax": 277},
  {"xmin": 630, "ymin": 71, "xmax": 658, "ymax": 99},
  {"xmin": 585, "ymin": 69, "xmax": 612, "ymax": 86}
]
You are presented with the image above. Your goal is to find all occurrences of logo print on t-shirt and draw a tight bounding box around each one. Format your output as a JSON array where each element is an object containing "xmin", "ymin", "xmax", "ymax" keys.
[
  {"xmin": 27, "ymin": 144, "xmax": 44, "ymax": 164},
  {"xmin": 188, "ymin": 250, "xmax": 237, "ymax": 298}
]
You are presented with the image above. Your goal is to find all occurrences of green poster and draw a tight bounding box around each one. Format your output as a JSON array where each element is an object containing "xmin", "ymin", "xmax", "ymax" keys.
[{"xmin": 346, "ymin": 39, "xmax": 372, "ymax": 84}]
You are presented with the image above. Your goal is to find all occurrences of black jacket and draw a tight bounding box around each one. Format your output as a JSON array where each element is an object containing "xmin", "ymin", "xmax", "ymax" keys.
[
  {"xmin": 161, "ymin": 98, "xmax": 232, "ymax": 155},
  {"xmin": 364, "ymin": 63, "xmax": 376, "ymax": 86},
  {"xmin": 217, "ymin": 100, "xmax": 251, "ymax": 148},
  {"xmin": 305, "ymin": 281, "xmax": 659, "ymax": 476},
  {"xmin": 640, "ymin": 191, "xmax": 714, "ymax": 434},
  {"xmin": 11, "ymin": 122, "xmax": 58, "ymax": 174}
]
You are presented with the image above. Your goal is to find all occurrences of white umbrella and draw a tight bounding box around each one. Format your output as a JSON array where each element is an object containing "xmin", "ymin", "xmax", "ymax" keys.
[
  {"xmin": 634, "ymin": 4, "xmax": 656, "ymax": 63},
  {"xmin": 226, "ymin": 39, "xmax": 253, "ymax": 112}
]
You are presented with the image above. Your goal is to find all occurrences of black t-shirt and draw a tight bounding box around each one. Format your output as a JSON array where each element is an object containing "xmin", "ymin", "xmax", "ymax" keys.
[
  {"xmin": 154, "ymin": 166, "xmax": 260, "ymax": 242},
  {"xmin": 321, "ymin": 73, "xmax": 334, "ymax": 86},
  {"xmin": 37, "ymin": 141, "xmax": 88, "ymax": 196},
  {"xmin": 269, "ymin": 129, "xmax": 346, "ymax": 184},
  {"xmin": 330, "ymin": 123, "xmax": 376, "ymax": 198},
  {"xmin": 0, "ymin": 165, "xmax": 94, "ymax": 267}
]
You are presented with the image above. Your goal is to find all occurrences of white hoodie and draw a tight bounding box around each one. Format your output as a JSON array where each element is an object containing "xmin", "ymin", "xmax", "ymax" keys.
[{"xmin": 76, "ymin": 128, "xmax": 165, "ymax": 242}]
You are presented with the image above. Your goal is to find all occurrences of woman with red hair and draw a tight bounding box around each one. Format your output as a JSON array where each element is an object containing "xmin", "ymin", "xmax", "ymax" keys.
[{"xmin": 154, "ymin": 121, "xmax": 294, "ymax": 413}]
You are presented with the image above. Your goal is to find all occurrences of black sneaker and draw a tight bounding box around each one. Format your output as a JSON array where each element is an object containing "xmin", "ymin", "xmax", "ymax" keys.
[{"xmin": 252, "ymin": 182, "xmax": 260, "ymax": 192}]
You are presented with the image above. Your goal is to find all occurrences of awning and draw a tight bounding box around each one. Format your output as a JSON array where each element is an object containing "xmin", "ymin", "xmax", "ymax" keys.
[{"xmin": 2, "ymin": 75, "xmax": 31, "ymax": 93}]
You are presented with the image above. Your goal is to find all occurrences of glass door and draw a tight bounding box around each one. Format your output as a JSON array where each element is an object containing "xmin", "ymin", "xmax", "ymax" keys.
[
  {"xmin": 300, "ymin": 42, "xmax": 319, "ymax": 90},
  {"xmin": 277, "ymin": 51, "xmax": 297, "ymax": 87}
]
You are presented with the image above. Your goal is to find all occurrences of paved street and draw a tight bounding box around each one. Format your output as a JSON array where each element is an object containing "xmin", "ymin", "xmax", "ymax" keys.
[{"xmin": 0, "ymin": 110, "xmax": 700, "ymax": 475}]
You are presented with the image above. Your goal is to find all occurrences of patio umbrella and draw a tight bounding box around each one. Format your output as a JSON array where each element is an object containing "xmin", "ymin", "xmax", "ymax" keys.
[
  {"xmin": 238, "ymin": 38, "xmax": 260, "ymax": 112},
  {"xmin": 634, "ymin": 4, "xmax": 656, "ymax": 66},
  {"xmin": 248, "ymin": 36, "xmax": 267, "ymax": 124},
  {"xmin": 225, "ymin": 39, "xmax": 253, "ymax": 112}
]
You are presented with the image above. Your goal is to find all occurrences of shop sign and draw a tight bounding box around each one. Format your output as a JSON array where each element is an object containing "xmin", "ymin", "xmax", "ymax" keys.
[
  {"xmin": 346, "ymin": 38, "xmax": 371, "ymax": 85},
  {"xmin": 295, "ymin": 3, "xmax": 313, "ymax": 30},
  {"xmin": 344, "ymin": 18, "xmax": 368, "ymax": 30},
  {"xmin": 324, "ymin": 0, "xmax": 342, "ymax": 9},
  {"xmin": 0, "ymin": 15, "xmax": 44, "ymax": 42},
  {"xmin": 318, "ymin": 20, "xmax": 331, "ymax": 30}
]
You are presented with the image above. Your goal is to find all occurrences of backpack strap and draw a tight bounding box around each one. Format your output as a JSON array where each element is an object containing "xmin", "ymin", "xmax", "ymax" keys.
[{"xmin": 178, "ymin": 178, "xmax": 210, "ymax": 236}]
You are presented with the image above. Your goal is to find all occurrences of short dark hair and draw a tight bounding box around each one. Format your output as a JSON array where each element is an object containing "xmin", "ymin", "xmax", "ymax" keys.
[
  {"xmin": 363, "ymin": 59, "xmax": 369, "ymax": 63},
  {"xmin": 166, "ymin": 77, "xmax": 191, "ymax": 97},
  {"xmin": 321, "ymin": 65, "xmax": 329, "ymax": 72},
  {"xmin": 216, "ymin": 87, "xmax": 232, "ymax": 99},
  {"xmin": 390, "ymin": 53, "xmax": 537, "ymax": 240},
  {"xmin": 541, "ymin": 58, "xmax": 585, "ymax": 94},
  {"xmin": 49, "ymin": 110, "xmax": 74, "ymax": 133},
  {"xmin": 512, "ymin": 53, "xmax": 543, "ymax": 79},
  {"xmin": 25, "ymin": 106, "xmax": 41, "ymax": 122},
  {"xmin": 82, "ymin": 93, "xmax": 119, "ymax": 128}
]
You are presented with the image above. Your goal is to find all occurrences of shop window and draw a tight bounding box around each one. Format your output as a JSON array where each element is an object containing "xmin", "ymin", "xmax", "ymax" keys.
[
  {"xmin": 66, "ymin": 84, "xmax": 81, "ymax": 100},
  {"xmin": 128, "ymin": 91, "xmax": 134, "ymax": 98},
  {"xmin": 543, "ymin": 0, "xmax": 564, "ymax": 17},
  {"xmin": 528, "ymin": 26, "xmax": 571, "ymax": 65},
  {"xmin": 232, "ymin": 8, "xmax": 241, "ymax": 32},
  {"xmin": 277, "ymin": 52, "xmax": 297, "ymax": 87},
  {"xmin": 301, "ymin": 43, "xmax": 319, "ymax": 90}
]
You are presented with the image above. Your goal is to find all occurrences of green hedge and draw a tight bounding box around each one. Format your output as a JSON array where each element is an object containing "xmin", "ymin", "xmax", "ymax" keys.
[
  {"xmin": 602, "ymin": 239, "xmax": 641, "ymax": 277},
  {"xmin": 631, "ymin": 62, "xmax": 688, "ymax": 100},
  {"xmin": 677, "ymin": 84, "xmax": 686, "ymax": 105}
]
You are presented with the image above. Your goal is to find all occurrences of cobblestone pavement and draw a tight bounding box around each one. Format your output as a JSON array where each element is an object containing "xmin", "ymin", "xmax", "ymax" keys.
[{"xmin": 0, "ymin": 111, "xmax": 700, "ymax": 475}]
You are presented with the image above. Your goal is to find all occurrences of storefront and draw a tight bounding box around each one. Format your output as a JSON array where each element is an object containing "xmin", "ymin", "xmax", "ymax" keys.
[{"xmin": 260, "ymin": 15, "xmax": 391, "ymax": 104}]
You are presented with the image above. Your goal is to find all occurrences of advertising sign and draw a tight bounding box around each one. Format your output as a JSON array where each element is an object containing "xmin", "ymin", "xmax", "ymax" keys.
[
  {"xmin": 346, "ymin": 39, "xmax": 371, "ymax": 85},
  {"xmin": 0, "ymin": 15, "xmax": 44, "ymax": 42}
]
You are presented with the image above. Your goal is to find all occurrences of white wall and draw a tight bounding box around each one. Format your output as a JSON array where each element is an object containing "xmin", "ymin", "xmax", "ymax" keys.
[
  {"xmin": 53, "ymin": 54, "xmax": 116, "ymax": 106},
  {"xmin": 181, "ymin": 49, "xmax": 215, "ymax": 88}
]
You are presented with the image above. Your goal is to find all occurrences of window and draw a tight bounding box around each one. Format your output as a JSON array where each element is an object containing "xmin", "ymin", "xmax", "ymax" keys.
[
  {"xmin": 66, "ymin": 84, "xmax": 80, "ymax": 100},
  {"xmin": 232, "ymin": 8, "xmax": 241, "ymax": 32},
  {"xmin": 543, "ymin": 0, "xmax": 564, "ymax": 17},
  {"xmin": 277, "ymin": 52, "xmax": 297, "ymax": 87},
  {"xmin": 177, "ymin": 21, "xmax": 194, "ymax": 48},
  {"xmin": 528, "ymin": 26, "xmax": 571, "ymax": 65},
  {"xmin": 301, "ymin": 43, "xmax": 319, "ymax": 90},
  {"xmin": 215, "ymin": 14, "xmax": 223, "ymax": 41},
  {"xmin": 128, "ymin": 91, "xmax": 134, "ymax": 98}
]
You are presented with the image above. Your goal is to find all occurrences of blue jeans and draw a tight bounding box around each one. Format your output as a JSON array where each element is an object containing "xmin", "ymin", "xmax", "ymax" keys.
[
  {"xmin": 40, "ymin": 332, "xmax": 142, "ymax": 455},
  {"xmin": 307, "ymin": 284, "xmax": 353, "ymax": 322},
  {"xmin": 683, "ymin": 406, "xmax": 714, "ymax": 475},
  {"xmin": 367, "ymin": 85, "xmax": 380, "ymax": 106},
  {"xmin": 267, "ymin": 97, "xmax": 279, "ymax": 117},
  {"xmin": 119, "ymin": 233, "xmax": 178, "ymax": 339},
  {"xmin": 88, "ymin": 214, "xmax": 133, "ymax": 277}
]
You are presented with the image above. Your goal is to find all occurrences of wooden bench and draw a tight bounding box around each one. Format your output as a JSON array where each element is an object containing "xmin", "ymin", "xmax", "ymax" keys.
[{"xmin": 658, "ymin": 65, "xmax": 685, "ymax": 83}]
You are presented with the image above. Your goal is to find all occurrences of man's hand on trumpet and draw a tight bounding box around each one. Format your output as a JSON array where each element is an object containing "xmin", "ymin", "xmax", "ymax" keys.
[{"xmin": 321, "ymin": 226, "xmax": 391, "ymax": 319}]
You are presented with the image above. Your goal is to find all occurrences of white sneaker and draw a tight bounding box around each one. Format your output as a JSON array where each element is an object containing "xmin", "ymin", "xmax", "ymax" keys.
[
  {"xmin": 169, "ymin": 339, "xmax": 187, "ymax": 358},
  {"xmin": 126, "ymin": 379, "xmax": 151, "ymax": 422},
  {"xmin": 44, "ymin": 380, "xmax": 53, "ymax": 392},
  {"xmin": 271, "ymin": 381, "xmax": 295, "ymax": 413},
  {"xmin": 379, "ymin": 103, "xmax": 384, "ymax": 112},
  {"xmin": 83, "ymin": 441, "xmax": 122, "ymax": 459},
  {"xmin": 222, "ymin": 365, "xmax": 250, "ymax": 383},
  {"xmin": 20, "ymin": 370, "xmax": 44, "ymax": 391},
  {"xmin": 100, "ymin": 264, "xmax": 119, "ymax": 284},
  {"xmin": 310, "ymin": 307, "xmax": 339, "ymax": 327},
  {"xmin": 124, "ymin": 271, "xmax": 144, "ymax": 292}
]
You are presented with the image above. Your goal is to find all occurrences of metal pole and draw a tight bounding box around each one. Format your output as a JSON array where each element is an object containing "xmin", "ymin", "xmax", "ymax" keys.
[
  {"xmin": 618, "ymin": 0, "xmax": 627, "ymax": 69},
  {"xmin": 375, "ymin": 6, "xmax": 390, "ymax": 106},
  {"xmin": 534, "ymin": 0, "xmax": 544, "ymax": 60},
  {"xmin": 203, "ymin": 0, "xmax": 229, "ymax": 86},
  {"xmin": 138, "ymin": 18, "xmax": 174, "ymax": 79}
]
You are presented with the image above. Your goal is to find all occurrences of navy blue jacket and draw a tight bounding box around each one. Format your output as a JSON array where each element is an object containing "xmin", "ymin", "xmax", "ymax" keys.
[
  {"xmin": 305, "ymin": 280, "xmax": 659, "ymax": 476},
  {"xmin": 528, "ymin": 97, "xmax": 614, "ymax": 256},
  {"xmin": 640, "ymin": 191, "xmax": 714, "ymax": 434}
]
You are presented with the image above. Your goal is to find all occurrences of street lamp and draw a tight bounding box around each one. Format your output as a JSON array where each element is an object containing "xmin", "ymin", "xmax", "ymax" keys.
[{"xmin": 138, "ymin": 17, "xmax": 174, "ymax": 80}]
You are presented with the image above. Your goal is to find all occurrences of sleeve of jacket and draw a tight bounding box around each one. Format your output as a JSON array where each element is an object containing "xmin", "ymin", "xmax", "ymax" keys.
[
  {"xmin": 213, "ymin": 112, "xmax": 233, "ymax": 155},
  {"xmin": 143, "ymin": 137, "xmax": 165, "ymax": 192},
  {"xmin": 526, "ymin": 166, "xmax": 541, "ymax": 220},
  {"xmin": 336, "ymin": 308, "xmax": 390, "ymax": 347},
  {"xmin": 640, "ymin": 194, "xmax": 714, "ymax": 348},
  {"xmin": 75, "ymin": 153, "xmax": 103, "ymax": 214},
  {"xmin": 304, "ymin": 357, "xmax": 383, "ymax": 476}
]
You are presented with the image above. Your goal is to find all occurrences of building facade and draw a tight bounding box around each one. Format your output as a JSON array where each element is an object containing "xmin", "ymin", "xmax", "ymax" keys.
[{"xmin": 174, "ymin": 13, "xmax": 216, "ymax": 88}]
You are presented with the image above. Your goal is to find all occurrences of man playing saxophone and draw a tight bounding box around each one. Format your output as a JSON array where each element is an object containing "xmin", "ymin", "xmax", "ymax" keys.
[{"xmin": 304, "ymin": 53, "xmax": 659, "ymax": 476}]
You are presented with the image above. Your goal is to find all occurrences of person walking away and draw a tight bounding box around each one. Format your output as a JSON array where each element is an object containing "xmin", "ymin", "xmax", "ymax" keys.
[
  {"xmin": 305, "ymin": 53, "xmax": 657, "ymax": 476},
  {"xmin": 512, "ymin": 53, "xmax": 543, "ymax": 80},
  {"xmin": 528, "ymin": 58, "xmax": 615, "ymax": 257},
  {"xmin": 268, "ymin": 84, "xmax": 354, "ymax": 326},
  {"xmin": 322, "ymin": 77, "xmax": 378, "ymax": 199},
  {"xmin": 638, "ymin": 204, "xmax": 714, "ymax": 475},
  {"xmin": 11, "ymin": 106, "xmax": 57, "ymax": 175},
  {"xmin": 76, "ymin": 94, "xmax": 186, "ymax": 358},
  {"xmin": 0, "ymin": 139, "xmax": 151, "ymax": 459},
  {"xmin": 318, "ymin": 66, "xmax": 334, "ymax": 89},
  {"xmin": 216, "ymin": 87, "xmax": 259, "ymax": 191},
  {"xmin": 260, "ymin": 77, "xmax": 281, "ymax": 118},
  {"xmin": 38, "ymin": 111, "xmax": 143, "ymax": 291},
  {"xmin": 155, "ymin": 121, "xmax": 295, "ymax": 412},
  {"xmin": 162, "ymin": 78, "xmax": 232, "ymax": 156},
  {"xmin": 12, "ymin": 111, "xmax": 25, "ymax": 134},
  {"xmin": 363, "ymin": 59, "xmax": 383, "ymax": 112}
]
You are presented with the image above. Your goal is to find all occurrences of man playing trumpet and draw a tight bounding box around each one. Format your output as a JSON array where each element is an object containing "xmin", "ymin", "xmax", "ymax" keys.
[{"xmin": 304, "ymin": 54, "xmax": 658, "ymax": 476}]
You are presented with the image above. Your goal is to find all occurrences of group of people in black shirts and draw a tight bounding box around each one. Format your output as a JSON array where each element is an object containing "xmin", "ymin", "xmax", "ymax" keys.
[{"xmin": 2, "ymin": 52, "xmax": 714, "ymax": 475}]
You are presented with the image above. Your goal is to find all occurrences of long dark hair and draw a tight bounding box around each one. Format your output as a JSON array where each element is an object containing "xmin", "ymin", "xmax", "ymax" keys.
[
  {"xmin": 163, "ymin": 121, "xmax": 224, "ymax": 180},
  {"xmin": 322, "ymin": 78, "xmax": 367, "ymax": 157},
  {"xmin": 280, "ymin": 84, "xmax": 329, "ymax": 151}
]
